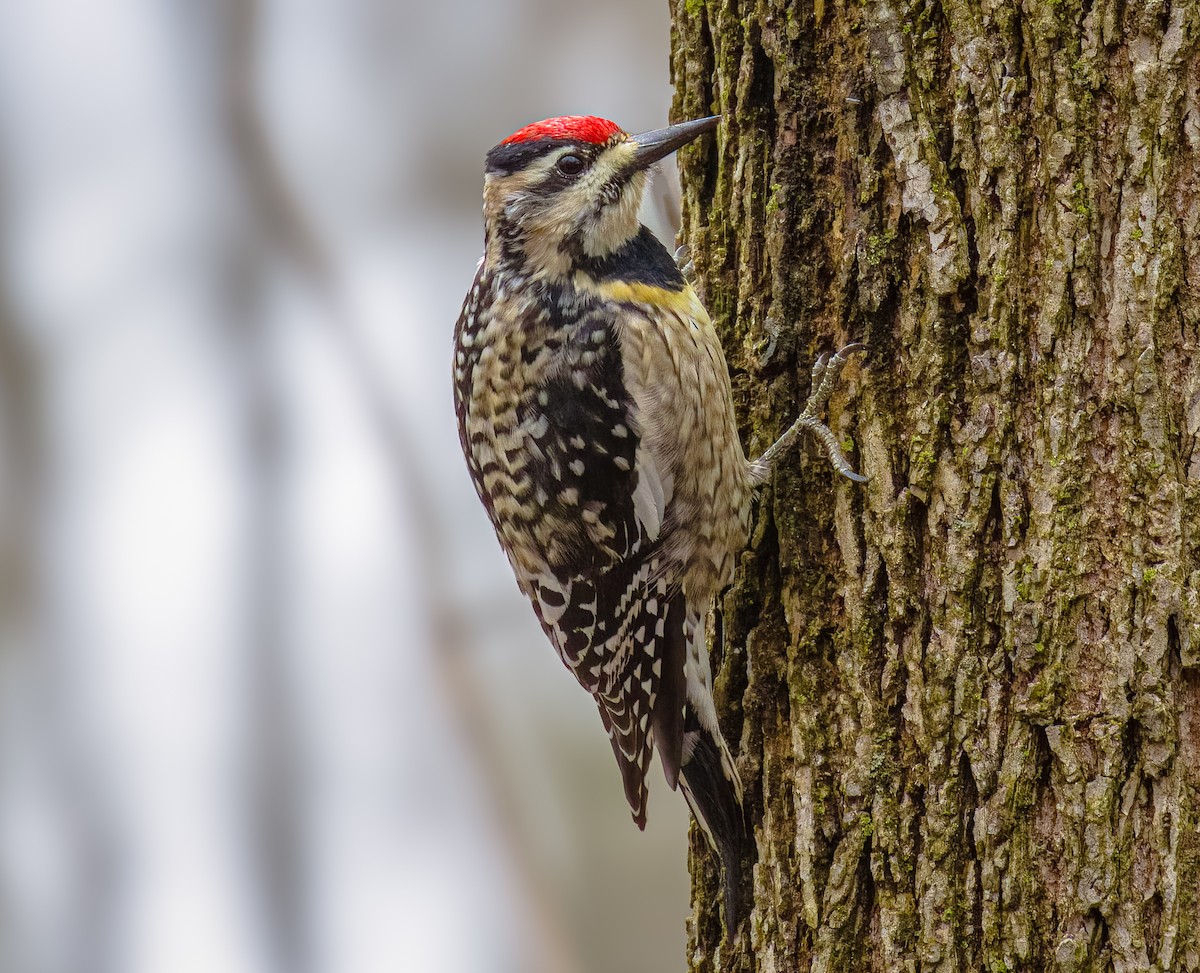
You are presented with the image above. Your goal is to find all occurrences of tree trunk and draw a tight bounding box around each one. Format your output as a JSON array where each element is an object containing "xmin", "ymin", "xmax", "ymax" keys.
[{"xmin": 670, "ymin": 1, "xmax": 1200, "ymax": 970}]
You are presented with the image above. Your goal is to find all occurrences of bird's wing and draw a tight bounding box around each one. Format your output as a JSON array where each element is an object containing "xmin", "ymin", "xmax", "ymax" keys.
[
  {"xmin": 520, "ymin": 299, "xmax": 692, "ymax": 823},
  {"xmin": 531, "ymin": 555, "xmax": 685, "ymax": 826}
]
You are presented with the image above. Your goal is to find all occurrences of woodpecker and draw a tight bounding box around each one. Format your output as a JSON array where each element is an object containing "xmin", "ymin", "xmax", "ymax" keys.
[{"xmin": 452, "ymin": 114, "xmax": 864, "ymax": 934}]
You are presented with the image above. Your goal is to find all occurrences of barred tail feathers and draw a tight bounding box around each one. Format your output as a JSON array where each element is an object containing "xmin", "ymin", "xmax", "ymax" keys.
[
  {"xmin": 678, "ymin": 609, "xmax": 752, "ymax": 936},
  {"xmin": 548, "ymin": 558, "xmax": 750, "ymax": 931}
]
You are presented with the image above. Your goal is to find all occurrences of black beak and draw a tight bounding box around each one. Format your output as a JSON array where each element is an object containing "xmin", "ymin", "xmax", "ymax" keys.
[{"xmin": 629, "ymin": 116, "xmax": 720, "ymax": 170}]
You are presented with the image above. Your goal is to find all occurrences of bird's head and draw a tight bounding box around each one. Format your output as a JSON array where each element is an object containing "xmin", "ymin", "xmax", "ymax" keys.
[{"xmin": 481, "ymin": 114, "xmax": 719, "ymax": 279}]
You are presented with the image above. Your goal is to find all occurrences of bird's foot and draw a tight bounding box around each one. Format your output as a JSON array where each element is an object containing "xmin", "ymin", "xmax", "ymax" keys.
[
  {"xmin": 674, "ymin": 244, "xmax": 696, "ymax": 284},
  {"xmin": 804, "ymin": 342, "xmax": 866, "ymax": 425},
  {"xmin": 749, "ymin": 343, "xmax": 868, "ymax": 485}
]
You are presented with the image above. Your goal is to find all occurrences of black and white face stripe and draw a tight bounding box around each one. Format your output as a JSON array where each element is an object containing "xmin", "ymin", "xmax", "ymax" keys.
[{"xmin": 485, "ymin": 137, "xmax": 608, "ymax": 177}]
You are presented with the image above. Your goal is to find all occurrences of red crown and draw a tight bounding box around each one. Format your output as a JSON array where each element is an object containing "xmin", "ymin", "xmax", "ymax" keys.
[{"xmin": 501, "ymin": 115, "xmax": 623, "ymax": 146}]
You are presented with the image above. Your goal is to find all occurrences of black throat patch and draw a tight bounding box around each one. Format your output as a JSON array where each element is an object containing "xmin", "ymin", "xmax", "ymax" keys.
[{"xmin": 572, "ymin": 225, "xmax": 687, "ymax": 291}]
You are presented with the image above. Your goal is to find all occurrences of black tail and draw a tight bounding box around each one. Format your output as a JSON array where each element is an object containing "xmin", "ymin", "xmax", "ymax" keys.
[{"xmin": 678, "ymin": 721, "xmax": 754, "ymax": 937}]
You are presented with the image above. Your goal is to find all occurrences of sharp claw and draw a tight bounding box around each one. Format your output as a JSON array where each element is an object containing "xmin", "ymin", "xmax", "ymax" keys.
[{"xmin": 806, "ymin": 417, "xmax": 866, "ymax": 484}]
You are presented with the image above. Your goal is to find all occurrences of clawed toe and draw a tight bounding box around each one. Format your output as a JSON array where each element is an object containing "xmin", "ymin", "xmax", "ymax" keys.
[
  {"xmin": 804, "ymin": 342, "xmax": 866, "ymax": 419},
  {"xmin": 748, "ymin": 339, "xmax": 869, "ymax": 486},
  {"xmin": 674, "ymin": 245, "xmax": 695, "ymax": 283}
]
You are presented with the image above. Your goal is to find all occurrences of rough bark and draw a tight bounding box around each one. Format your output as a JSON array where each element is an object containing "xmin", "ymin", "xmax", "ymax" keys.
[{"xmin": 670, "ymin": 0, "xmax": 1200, "ymax": 970}]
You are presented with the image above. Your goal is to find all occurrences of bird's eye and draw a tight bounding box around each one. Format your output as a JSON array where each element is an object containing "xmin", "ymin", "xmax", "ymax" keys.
[{"xmin": 557, "ymin": 154, "xmax": 585, "ymax": 175}]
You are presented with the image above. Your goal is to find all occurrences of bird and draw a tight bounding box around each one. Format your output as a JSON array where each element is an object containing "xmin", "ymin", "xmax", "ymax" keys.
[{"xmin": 452, "ymin": 113, "xmax": 864, "ymax": 935}]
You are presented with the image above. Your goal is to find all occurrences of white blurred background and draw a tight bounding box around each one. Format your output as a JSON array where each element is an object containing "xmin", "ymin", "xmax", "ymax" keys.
[{"xmin": 0, "ymin": 1, "xmax": 693, "ymax": 971}]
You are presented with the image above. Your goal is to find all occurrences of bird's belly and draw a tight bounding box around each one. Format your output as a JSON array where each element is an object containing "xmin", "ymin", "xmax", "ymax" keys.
[{"xmin": 664, "ymin": 413, "xmax": 752, "ymax": 603}]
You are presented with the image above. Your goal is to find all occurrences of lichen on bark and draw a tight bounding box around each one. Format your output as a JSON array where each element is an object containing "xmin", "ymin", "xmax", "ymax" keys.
[{"xmin": 669, "ymin": 0, "xmax": 1200, "ymax": 970}]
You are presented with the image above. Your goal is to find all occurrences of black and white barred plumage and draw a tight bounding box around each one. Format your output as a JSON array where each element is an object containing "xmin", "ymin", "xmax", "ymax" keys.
[{"xmin": 453, "ymin": 115, "xmax": 864, "ymax": 936}]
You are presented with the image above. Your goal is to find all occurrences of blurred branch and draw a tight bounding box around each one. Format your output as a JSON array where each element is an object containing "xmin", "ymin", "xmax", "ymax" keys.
[
  {"xmin": 0, "ymin": 270, "xmax": 37, "ymax": 636},
  {"xmin": 0, "ymin": 158, "xmax": 40, "ymax": 642},
  {"xmin": 222, "ymin": 5, "xmax": 303, "ymax": 972},
  {"xmin": 222, "ymin": 4, "xmax": 585, "ymax": 972},
  {"xmin": 0, "ymin": 161, "xmax": 43, "ymax": 973},
  {"xmin": 0, "ymin": 152, "xmax": 111, "ymax": 973}
]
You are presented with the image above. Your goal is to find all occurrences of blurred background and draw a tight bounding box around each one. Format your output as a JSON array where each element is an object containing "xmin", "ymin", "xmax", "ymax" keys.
[{"xmin": 0, "ymin": 1, "xmax": 693, "ymax": 971}]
